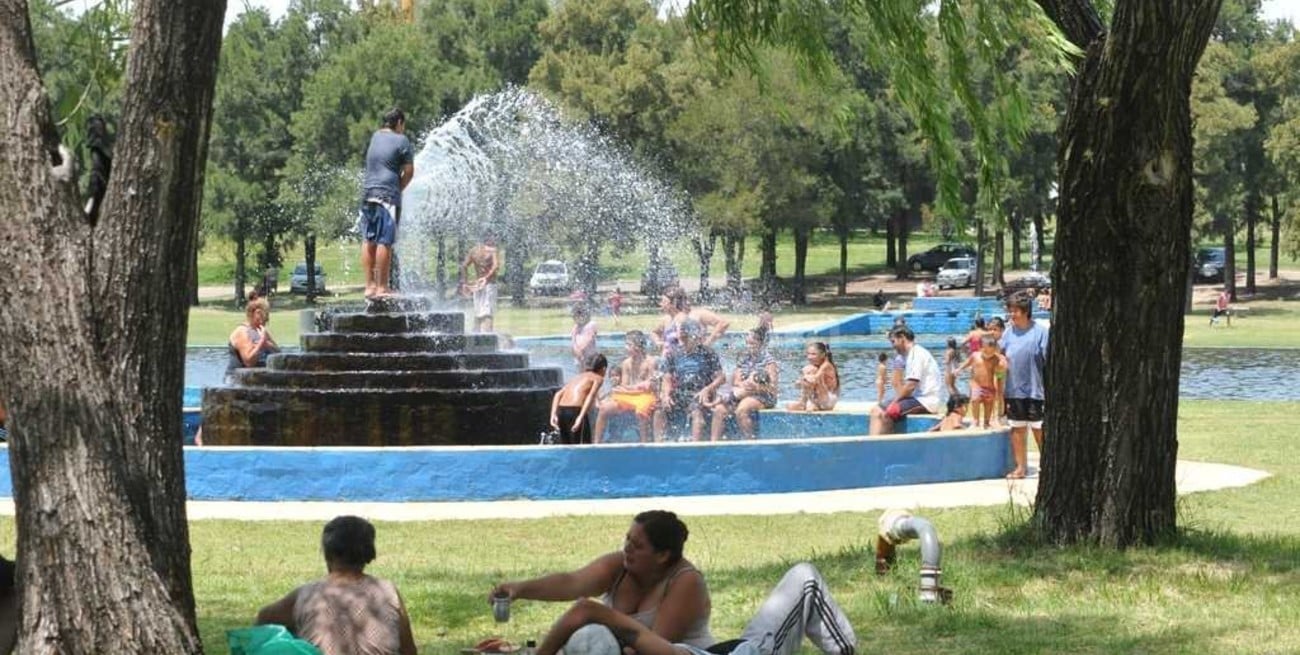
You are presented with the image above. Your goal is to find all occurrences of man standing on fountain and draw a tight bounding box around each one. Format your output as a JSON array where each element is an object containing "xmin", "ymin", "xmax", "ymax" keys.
[
  {"xmin": 461, "ymin": 231, "xmax": 501, "ymax": 332},
  {"xmin": 359, "ymin": 107, "xmax": 415, "ymax": 299}
]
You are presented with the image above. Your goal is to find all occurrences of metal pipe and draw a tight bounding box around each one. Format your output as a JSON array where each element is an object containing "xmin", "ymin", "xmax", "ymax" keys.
[{"xmin": 875, "ymin": 510, "xmax": 951, "ymax": 604}]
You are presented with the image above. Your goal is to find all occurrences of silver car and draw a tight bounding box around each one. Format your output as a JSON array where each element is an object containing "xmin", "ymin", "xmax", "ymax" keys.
[{"xmin": 936, "ymin": 257, "xmax": 977, "ymax": 289}]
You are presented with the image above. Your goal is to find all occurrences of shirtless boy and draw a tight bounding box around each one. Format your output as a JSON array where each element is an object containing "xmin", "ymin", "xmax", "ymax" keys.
[
  {"xmin": 550, "ymin": 354, "xmax": 608, "ymax": 445},
  {"xmin": 461, "ymin": 233, "xmax": 501, "ymax": 333},
  {"xmin": 592, "ymin": 331, "xmax": 658, "ymax": 443},
  {"xmin": 955, "ymin": 335, "xmax": 1007, "ymax": 428}
]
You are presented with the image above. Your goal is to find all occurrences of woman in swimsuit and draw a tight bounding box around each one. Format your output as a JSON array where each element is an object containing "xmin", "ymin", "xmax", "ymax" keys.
[{"xmin": 490, "ymin": 511, "xmax": 713, "ymax": 650}]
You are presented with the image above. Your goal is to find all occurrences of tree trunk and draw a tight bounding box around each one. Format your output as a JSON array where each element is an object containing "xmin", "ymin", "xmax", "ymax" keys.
[
  {"xmin": 1270, "ymin": 194, "xmax": 1280, "ymax": 279},
  {"xmin": 1033, "ymin": 0, "xmax": 1220, "ymax": 548},
  {"xmin": 838, "ymin": 227, "xmax": 848, "ymax": 296},
  {"xmin": 792, "ymin": 227, "xmax": 809, "ymax": 305},
  {"xmin": 759, "ymin": 228, "xmax": 777, "ymax": 304},
  {"xmin": 722, "ymin": 233, "xmax": 743, "ymax": 292},
  {"xmin": 1245, "ymin": 192, "xmax": 1256, "ymax": 295},
  {"xmin": 0, "ymin": 0, "xmax": 226, "ymax": 652},
  {"xmin": 235, "ymin": 221, "xmax": 247, "ymax": 302},
  {"xmin": 1224, "ymin": 217, "xmax": 1236, "ymax": 301},
  {"xmin": 189, "ymin": 247, "xmax": 200, "ymax": 306},
  {"xmin": 994, "ymin": 228, "xmax": 1005, "ymax": 287},
  {"xmin": 305, "ymin": 232, "xmax": 318, "ymax": 304},
  {"xmin": 436, "ymin": 233, "xmax": 447, "ymax": 300},
  {"xmin": 1011, "ymin": 210, "xmax": 1023, "ymax": 270},
  {"xmin": 885, "ymin": 217, "xmax": 897, "ymax": 268},
  {"xmin": 974, "ymin": 218, "xmax": 986, "ymax": 296},
  {"xmin": 1033, "ymin": 210, "xmax": 1046, "ymax": 271},
  {"xmin": 692, "ymin": 233, "xmax": 716, "ymax": 300},
  {"xmin": 894, "ymin": 210, "xmax": 909, "ymax": 280}
]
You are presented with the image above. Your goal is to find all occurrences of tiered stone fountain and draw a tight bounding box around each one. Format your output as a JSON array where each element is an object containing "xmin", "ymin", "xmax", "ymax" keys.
[{"xmin": 201, "ymin": 297, "xmax": 562, "ymax": 446}]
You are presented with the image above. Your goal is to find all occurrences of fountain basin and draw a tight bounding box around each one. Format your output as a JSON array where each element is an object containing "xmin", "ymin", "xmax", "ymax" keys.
[{"xmin": 0, "ymin": 425, "xmax": 1011, "ymax": 502}]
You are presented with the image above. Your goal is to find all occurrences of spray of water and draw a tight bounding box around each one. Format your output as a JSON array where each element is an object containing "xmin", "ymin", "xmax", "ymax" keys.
[{"xmin": 397, "ymin": 87, "xmax": 696, "ymax": 293}]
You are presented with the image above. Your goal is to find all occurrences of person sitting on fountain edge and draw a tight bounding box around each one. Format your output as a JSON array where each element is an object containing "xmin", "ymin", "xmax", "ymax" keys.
[
  {"xmin": 655, "ymin": 320, "xmax": 725, "ymax": 441},
  {"xmin": 359, "ymin": 107, "xmax": 414, "ymax": 300},
  {"xmin": 593, "ymin": 331, "xmax": 659, "ymax": 444},
  {"xmin": 227, "ymin": 297, "xmax": 280, "ymax": 375},
  {"xmin": 551, "ymin": 354, "xmax": 608, "ymax": 445}
]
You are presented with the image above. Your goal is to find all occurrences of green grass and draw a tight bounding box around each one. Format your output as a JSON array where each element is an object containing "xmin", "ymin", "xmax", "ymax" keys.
[
  {"xmin": 174, "ymin": 399, "xmax": 1300, "ymax": 654},
  {"xmin": 1183, "ymin": 298, "xmax": 1300, "ymax": 349}
]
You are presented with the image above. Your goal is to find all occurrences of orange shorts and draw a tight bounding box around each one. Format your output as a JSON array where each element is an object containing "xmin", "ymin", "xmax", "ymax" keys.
[{"xmin": 610, "ymin": 391, "xmax": 657, "ymax": 418}]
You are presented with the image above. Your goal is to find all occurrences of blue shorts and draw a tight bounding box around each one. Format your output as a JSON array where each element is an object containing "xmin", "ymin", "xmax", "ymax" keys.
[{"xmin": 359, "ymin": 200, "xmax": 398, "ymax": 246}]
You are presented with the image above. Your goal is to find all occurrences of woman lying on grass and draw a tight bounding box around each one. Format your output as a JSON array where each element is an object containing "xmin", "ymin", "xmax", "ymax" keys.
[{"xmin": 536, "ymin": 562, "xmax": 856, "ymax": 655}]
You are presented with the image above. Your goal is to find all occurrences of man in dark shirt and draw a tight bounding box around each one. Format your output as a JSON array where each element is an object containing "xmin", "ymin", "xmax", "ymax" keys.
[{"xmin": 359, "ymin": 107, "xmax": 415, "ymax": 299}]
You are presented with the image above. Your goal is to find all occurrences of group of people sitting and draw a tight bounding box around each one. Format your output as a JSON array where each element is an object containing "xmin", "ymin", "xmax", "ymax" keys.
[
  {"xmin": 552, "ymin": 286, "xmax": 842, "ymax": 444},
  {"xmin": 257, "ymin": 512, "xmax": 857, "ymax": 655}
]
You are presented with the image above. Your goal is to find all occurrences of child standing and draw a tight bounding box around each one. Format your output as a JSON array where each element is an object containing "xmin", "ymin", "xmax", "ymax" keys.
[
  {"xmin": 550, "ymin": 354, "xmax": 608, "ymax": 445},
  {"xmin": 954, "ymin": 336, "xmax": 1007, "ymax": 428}
]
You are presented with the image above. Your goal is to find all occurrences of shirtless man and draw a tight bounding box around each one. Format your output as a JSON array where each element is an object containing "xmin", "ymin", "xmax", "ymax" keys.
[
  {"xmin": 955, "ymin": 335, "xmax": 1007, "ymax": 428},
  {"xmin": 461, "ymin": 233, "xmax": 501, "ymax": 333},
  {"xmin": 592, "ymin": 331, "xmax": 659, "ymax": 443}
]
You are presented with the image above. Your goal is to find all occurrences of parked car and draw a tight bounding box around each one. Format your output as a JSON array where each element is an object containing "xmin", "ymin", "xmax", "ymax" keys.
[
  {"xmin": 936, "ymin": 257, "xmax": 977, "ymax": 289},
  {"xmin": 289, "ymin": 262, "xmax": 326, "ymax": 294},
  {"xmin": 1001, "ymin": 271, "xmax": 1052, "ymax": 297},
  {"xmin": 907, "ymin": 243, "xmax": 977, "ymax": 272},
  {"xmin": 529, "ymin": 260, "xmax": 571, "ymax": 295},
  {"xmin": 640, "ymin": 261, "xmax": 680, "ymax": 295},
  {"xmin": 1194, "ymin": 247, "xmax": 1226, "ymax": 283}
]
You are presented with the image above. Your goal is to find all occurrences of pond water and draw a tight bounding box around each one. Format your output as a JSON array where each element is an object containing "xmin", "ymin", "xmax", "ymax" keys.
[{"xmin": 186, "ymin": 339, "xmax": 1300, "ymax": 403}]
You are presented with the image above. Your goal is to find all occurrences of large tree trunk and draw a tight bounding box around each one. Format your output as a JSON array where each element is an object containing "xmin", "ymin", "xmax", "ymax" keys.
[
  {"xmin": 235, "ymin": 221, "xmax": 248, "ymax": 302},
  {"xmin": 0, "ymin": 0, "xmax": 226, "ymax": 651},
  {"xmin": 722, "ymin": 232, "xmax": 743, "ymax": 292},
  {"xmin": 1011, "ymin": 210, "xmax": 1023, "ymax": 270},
  {"xmin": 305, "ymin": 232, "xmax": 318, "ymax": 304},
  {"xmin": 1033, "ymin": 0, "xmax": 1220, "ymax": 548},
  {"xmin": 885, "ymin": 217, "xmax": 896, "ymax": 268}
]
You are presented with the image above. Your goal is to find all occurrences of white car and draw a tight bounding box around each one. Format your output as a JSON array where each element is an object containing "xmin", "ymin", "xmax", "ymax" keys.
[
  {"xmin": 529, "ymin": 260, "xmax": 570, "ymax": 295},
  {"xmin": 936, "ymin": 257, "xmax": 977, "ymax": 289}
]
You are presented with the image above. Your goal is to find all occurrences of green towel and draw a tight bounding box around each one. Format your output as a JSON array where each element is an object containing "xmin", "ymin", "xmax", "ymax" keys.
[{"xmin": 228, "ymin": 625, "xmax": 322, "ymax": 655}]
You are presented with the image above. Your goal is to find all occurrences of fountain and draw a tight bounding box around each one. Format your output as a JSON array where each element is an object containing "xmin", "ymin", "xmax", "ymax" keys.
[{"xmin": 200, "ymin": 296, "xmax": 562, "ymax": 446}]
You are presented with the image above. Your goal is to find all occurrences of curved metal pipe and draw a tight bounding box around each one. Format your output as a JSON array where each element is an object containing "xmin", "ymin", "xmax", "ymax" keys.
[{"xmin": 875, "ymin": 510, "xmax": 950, "ymax": 604}]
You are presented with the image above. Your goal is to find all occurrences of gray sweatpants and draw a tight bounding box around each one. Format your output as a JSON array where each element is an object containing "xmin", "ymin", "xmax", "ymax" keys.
[{"xmin": 737, "ymin": 562, "xmax": 857, "ymax": 655}]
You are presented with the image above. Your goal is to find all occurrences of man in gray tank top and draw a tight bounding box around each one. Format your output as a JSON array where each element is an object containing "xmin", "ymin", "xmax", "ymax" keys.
[{"xmin": 359, "ymin": 107, "xmax": 414, "ymax": 299}]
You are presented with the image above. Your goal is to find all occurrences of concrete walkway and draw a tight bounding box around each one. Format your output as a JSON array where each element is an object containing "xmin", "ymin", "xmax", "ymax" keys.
[{"xmin": 3, "ymin": 455, "xmax": 1247, "ymax": 522}]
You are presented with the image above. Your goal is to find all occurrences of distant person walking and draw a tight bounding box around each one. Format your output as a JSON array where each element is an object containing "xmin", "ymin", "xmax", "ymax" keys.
[
  {"xmin": 1211, "ymin": 288, "xmax": 1231, "ymax": 327},
  {"xmin": 461, "ymin": 232, "xmax": 501, "ymax": 333},
  {"xmin": 1000, "ymin": 293, "xmax": 1049, "ymax": 479},
  {"xmin": 359, "ymin": 107, "xmax": 415, "ymax": 300}
]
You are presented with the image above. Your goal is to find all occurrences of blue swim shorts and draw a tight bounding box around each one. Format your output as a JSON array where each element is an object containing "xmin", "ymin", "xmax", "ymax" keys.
[{"xmin": 359, "ymin": 200, "xmax": 398, "ymax": 246}]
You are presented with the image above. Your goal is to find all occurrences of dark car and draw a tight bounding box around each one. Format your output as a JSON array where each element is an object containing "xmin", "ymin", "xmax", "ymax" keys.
[
  {"xmin": 907, "ymin": 243, "xmax": 977, "ymax": 272},
  {"xmin": 640, "ymin": 261, "xmax": 680, "ymax": 295},
  {"xmin": 1194, "ymin": 247, "xmax": 1226, "ymax": 284}
]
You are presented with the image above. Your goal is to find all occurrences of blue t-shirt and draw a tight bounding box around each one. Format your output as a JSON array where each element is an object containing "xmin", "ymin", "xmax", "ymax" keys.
[
  {"xmin": 1000, "ymin": 321, "xmax": 1049, "ymax": 400},
  {"xmin": 662, "ymin": 347, "xmax": 723, "ymax": 396},
  {"xmin": 362, "ymin": 130, "xmax": 414, "ymax": 206}
]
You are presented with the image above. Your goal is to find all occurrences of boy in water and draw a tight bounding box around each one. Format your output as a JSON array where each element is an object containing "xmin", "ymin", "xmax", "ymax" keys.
[
  {"xmin": 550, "ymin": 354, "xmax": 608, "ymax": 445},
  {"xmin": 929, "ymin": 393, "xmax": 971, "ymax": 432},
  {"xmin": 955, "ymin": 335, "xmax": 1007, "ymax": 428},
  {"xmin": 592, "ymin": 332, "xmax": 658, "ymax": 443}
]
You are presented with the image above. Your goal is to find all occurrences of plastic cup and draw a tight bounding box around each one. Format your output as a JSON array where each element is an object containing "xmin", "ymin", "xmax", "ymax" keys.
[{"xmin": 492, "ymin": 594, "xmax": 510, "ymax": 623}]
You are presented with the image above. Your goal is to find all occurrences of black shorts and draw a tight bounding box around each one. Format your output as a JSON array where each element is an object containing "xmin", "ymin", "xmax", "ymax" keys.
[
  {"xmin": 556, "ymin": 406, "xmax": 591, "ymax": 444},
  {"xmin": 1005, "ymin": 398, "xmax": 1044, "ymax": 427}
]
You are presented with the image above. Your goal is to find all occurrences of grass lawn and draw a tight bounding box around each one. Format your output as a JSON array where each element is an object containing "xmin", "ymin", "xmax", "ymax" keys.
[
  {"xmin": 164, "ymin": 400, "xmax": 1282, "ymax": 653},
  {"xmin": 0, "ymin": 399, "xmax": 1274, "ymax": 654}
]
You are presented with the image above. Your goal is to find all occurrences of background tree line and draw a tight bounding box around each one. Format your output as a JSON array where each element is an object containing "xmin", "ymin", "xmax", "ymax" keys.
[{"xmin": 30, "ymin": 0, "xmax": 1299, "ymax": 306}]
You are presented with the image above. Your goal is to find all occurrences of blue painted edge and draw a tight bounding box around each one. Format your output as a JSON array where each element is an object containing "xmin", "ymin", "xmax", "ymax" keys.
[{"xmin": 0, "ymin": 430, "xmax": 1013, "ymax": 502}]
